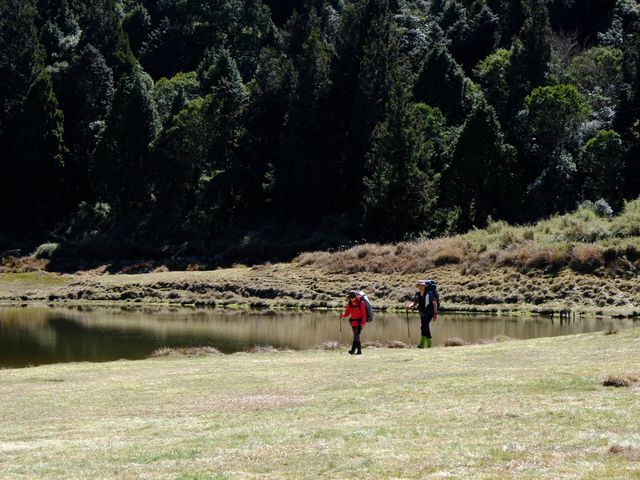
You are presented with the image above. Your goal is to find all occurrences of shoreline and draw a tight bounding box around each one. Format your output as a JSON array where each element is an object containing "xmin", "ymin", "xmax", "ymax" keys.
[
  {"xmin": 1, "ymin": 299, "xmax": 638, "ymax": 319},
  {"xmin": 2, "ymin": 261, "xmax": 640, "ymax": 318}
]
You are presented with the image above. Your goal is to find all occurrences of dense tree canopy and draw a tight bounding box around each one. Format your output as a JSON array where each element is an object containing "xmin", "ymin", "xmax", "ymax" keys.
[{"xmin": 1, "ymin": 0, "xmax": 640, "ymax": 261}]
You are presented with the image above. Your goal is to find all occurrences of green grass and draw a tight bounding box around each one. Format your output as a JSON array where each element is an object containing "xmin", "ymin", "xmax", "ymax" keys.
[{"xmin": 1, "ymin": 329, "xmax": 639, "ymax": 479}]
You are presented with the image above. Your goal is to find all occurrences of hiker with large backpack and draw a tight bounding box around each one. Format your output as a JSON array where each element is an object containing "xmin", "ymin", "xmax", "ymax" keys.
[
  {"xmin": 339, "ymin": 290, "xmax": 369, "ymax": 355},
  {"xmin": 406, "ymin": 280, "xmax": 439, "ymax": 348}
]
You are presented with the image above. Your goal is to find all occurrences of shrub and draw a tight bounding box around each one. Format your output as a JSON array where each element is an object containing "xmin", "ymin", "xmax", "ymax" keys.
[
  {"xmin": 612, "ymin": 197, "xmax": 640, "ymax": 236},
  {"xmin": 579, "ymin": 199, "xmax": 613, "ymax": 217},
  {"xmin": 569, "ymin": 244, "xmax": 605, "ymax": 272},
  {"xmin": 522, "ymin": 246, "xmax": 569, "ymax": 271},
  {"xmin": 295, "ymin": 252, "xmax": 318, "ymax": 266},
  {"xmin": 429, "ymin": 238, "xmax": 466, "ymax": 266},
  {"xmin": 34, "ymin": 242, "xmax": 60, "ymax": 259},
  {"xmin": 625, "ymin": 244, "xmax": 640, "ymax": 262},
  {"xmin": 558, "ymin": 209, "xmax": 611, "ymax": 242}
]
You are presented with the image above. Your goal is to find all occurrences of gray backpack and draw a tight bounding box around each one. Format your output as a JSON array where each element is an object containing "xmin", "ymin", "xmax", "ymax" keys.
[{"xmin": 356, "ymin": 290, "xmax": 374, "ymax": 322}]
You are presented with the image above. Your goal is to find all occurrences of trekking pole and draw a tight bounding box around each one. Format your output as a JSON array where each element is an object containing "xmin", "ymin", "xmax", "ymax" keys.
[{"xmin": 405, "ymin": 308, "xmax": 412, "ymax": 348}]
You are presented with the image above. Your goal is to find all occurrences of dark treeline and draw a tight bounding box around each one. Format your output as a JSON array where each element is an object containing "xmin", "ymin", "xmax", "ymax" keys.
[{"xmin": 1, "ymin": 0, "xmax": 639, "ymax": 263}]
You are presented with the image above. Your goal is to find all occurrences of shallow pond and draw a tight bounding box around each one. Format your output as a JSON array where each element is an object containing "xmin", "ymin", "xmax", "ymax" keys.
[{"xmin": 0, "ymin": 307, "xmax": 637, "ymax": 368}]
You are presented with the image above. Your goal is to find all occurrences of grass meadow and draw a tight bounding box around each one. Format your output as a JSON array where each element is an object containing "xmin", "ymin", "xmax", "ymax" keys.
[{"xmin": 1, "ymin": 329, "xmax": 639, "ymax": 479}]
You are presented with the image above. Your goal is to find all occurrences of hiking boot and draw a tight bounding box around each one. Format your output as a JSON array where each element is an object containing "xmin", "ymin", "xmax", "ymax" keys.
[
  {"xmin": 355, "ymin": 341, "xmax": 362, "ymax": 355},
  {"xmin": 418, "ymin": 336, "xmax": 426, "ymax": 349},
  {"xmin": 426, "ymin": 338, "xmax": 433, "ymax": 348},
  {"xmin": 348, "ymin": 342, "xmax": 356, "ymax": 355}
]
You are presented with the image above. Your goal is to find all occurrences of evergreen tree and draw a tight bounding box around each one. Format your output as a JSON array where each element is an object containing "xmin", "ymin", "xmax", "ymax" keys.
[
  {"xmin": 5, "ymin": 70, "xmax": 67, "ymax": 228},
  {"xmin": 615, "ymin": 30, "xmax": 640, "ymax": 199},
  {"xmin": 0, "ymin": 0, "xmax": 45, "ymax": 227},
  {"xmin": 354, "ymin": 0, "xmax": 403, "ymax": 165},
  {"xmin": 152, "ymin": 71, "xmax": 200, "ymax": 124},
  {"xmin": 568, "ymin": 46, "xmax": 624, "ymax": 126},
  {"xmin": 578, "ymin": 130, "xmax": 625, "ymax": 208},
  {"xmin": 448, "ymin": 1, "xmax": 500, "ymax": 73},
  {"xmin": 58, "ymin": 44, "xmax": 115, "ymax": 203},
  {"xmin": 520, "ymin": 84, "xmax": 590, "ymax": 216},
  {"xmin": 199, "ymin": 50, "xmax": 250, "ymax": 225},
  {"xmin": 474, "ymin": 48, "xmax": 511, "ymax": 124},
  {"xmin": 140, "ymin": 17, "xmax": 191, "ymax": 79},
  {"xmin": 39, "ymin": 0, "xmax": 81, "ymax": 67},
  {"xmin": 150, "ymin": 98, "xmax": 209, "ymax": 214},
  {"xmin": 246, "ymin": 49, "xmax": 295, "ymax": 214},
  {"xmin": 91, "ymin": 69, "xmax": 158, "ymax": 210},
  {"xmin": 445, "ymin": 98, "xmax": 518, "ymax": 229},
  {"xmin": 505, "ymin": 0, "xmax": 552, "ymax": 119},
  {"xmin": 363, "ymin": 88, "xmax": 440, "ymax": 239},
  {"xmin": 76, "ymin": 0, "xmax": 136, "ymax": 75},
  {"xmin": 272, "ymin": 7, "xmax": 335, "ymax": 220},
  {"xmin": 123, "ymin": 4, "xmax": 151, "ymax": 57},
  {"xmin": 0, "ymin": 0, "xmax": 44, "ymax": 140},
  {"xmin": 414, "ymin": 46, "xmax": 475, "ymax": 125},
  {"xmin": 498, "ymin": 0, "xmax": 525, "ymax": 47}
]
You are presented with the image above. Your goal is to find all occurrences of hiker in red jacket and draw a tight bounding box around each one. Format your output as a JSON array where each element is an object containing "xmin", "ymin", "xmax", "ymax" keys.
[{"xmin": 339, "ymin": 290, "xmax": 367, "ymax": 355}]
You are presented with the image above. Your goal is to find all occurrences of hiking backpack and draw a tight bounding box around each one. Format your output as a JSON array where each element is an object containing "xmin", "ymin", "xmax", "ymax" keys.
[
  {"xmin": 426, "ymin": 281, "xmax": 441, "ymax": 310},
  {"xmin": 356, "ymin": 290, "xmax": 374, "ymax": 322}
]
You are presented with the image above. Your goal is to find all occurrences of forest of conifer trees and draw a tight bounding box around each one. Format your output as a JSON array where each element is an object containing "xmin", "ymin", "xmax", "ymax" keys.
[{"xmin": 1, "ymin": 0, "xmax": 639, "ymax": 262}]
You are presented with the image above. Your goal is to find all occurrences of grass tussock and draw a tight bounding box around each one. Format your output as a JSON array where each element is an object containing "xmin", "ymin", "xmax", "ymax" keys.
[
  {"xmin": 386, "ymin": 340, "xmax": 409, "ymax": 349},
  {"xmin": 608, "ymin": 444, "xmax": 640, "ymax": 461},
  {"xmin": 601, "ymin": 373, "xmax": 639, "ymax": 388},
  {"xmin": 569, "ymin": 244, "xmax": 605, "ymax": 272},
  {"xmin": 247, "ymin": 345, "xmax": 281, "ymax": 353},
  {"xmin": 151, "ymin": 346, "xmax": 222, "ymax": 357},
  {"xmin": 444, "ymin": 337, "xmax": 466, "ymax": 347},
  {"xmin": 315, "ymin": 341, "xmax": 339, "ymax": 351}
]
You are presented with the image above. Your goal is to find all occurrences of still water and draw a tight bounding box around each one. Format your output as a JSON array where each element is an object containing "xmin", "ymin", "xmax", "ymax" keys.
[{"xmin": 0, "ymin": 307, "xmax": 636, "ymax": 368}]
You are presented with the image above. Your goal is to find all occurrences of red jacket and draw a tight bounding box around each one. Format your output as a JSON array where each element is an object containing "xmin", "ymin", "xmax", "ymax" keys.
[{"xmin": 341, "ymin": 298, "xmax": 367, "ymax": 327}]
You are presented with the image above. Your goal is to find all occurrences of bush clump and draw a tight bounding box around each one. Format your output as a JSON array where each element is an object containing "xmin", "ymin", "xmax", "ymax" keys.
[
  {"xmin": 569, "ymin": 244, "xmax": 605, "ymax": 272},
  {"xmin": 34, "ymin": 242, "xmax": 60, "ymax": 259}
]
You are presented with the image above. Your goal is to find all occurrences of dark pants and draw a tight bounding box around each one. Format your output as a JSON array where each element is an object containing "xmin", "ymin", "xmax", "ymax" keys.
[
  {"xmin": 420, "ymin": 312, "xmax": 433, "ymax": 338},
  {"xmin": 351, "ymin": 325, "xmax": 362, "ymax": 343}
]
